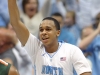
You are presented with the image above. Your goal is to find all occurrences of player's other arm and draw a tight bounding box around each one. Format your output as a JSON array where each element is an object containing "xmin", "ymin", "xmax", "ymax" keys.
[{"xmin": 8, "ymin": 0, "xmax": 29, "ymax": 46}]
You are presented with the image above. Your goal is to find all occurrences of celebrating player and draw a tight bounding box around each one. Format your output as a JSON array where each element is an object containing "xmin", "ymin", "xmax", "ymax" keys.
[{"xmin": 0, "ymin": 0, "xmax": 92, "ymax": 75}]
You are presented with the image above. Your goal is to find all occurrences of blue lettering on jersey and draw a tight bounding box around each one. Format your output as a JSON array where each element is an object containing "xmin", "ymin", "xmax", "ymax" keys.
[
  {"xmin": 42, "ymin": 65, "xmax": 46, "ymax": 74},
  {"xmin": 42, "ymin": 65, "xmax": 63, "ymax": 75},
  {"xmin": 53, "ymin": 67, "xmax": 57, "ymax": 75},
  {"xmin": 58, "ymin": 68, "xmax": 63, "ymax": 75}
]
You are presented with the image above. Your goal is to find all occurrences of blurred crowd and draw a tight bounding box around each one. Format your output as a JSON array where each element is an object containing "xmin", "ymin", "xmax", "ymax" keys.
[{"xmin": 0, "ymin": 0, "xmax": 100, "ymax": 75}]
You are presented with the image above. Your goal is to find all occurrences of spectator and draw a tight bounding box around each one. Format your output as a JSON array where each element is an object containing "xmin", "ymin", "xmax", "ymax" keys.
[
  {"xmin": 79, "ymin": 23, "xmax": 100, "ymax": 75},
  {"xmin": 52, "ymin": 12, "xmax": 76, "ymax": 45},
  {"xmin": 64, "ymin": 11, "xmax": 81, "ymax": 44},
  {"xmin": 52, "ymin": 13, "xmax": 64, "ymax": 28},
  {"xmin": 0, "ymin": 26, "xmax": 33, "ymax": 75},
  {"xmin": 20, "ymin": 0, "xmax": 51, "ymax": 37}
]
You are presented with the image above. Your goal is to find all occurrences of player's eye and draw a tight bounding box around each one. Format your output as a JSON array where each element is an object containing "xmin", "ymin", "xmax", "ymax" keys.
[
  {"xmin": 40, "ymin": 29, "xmax": 43, "ymax": 32},
  {"xmin": 46, "ymin": 28, "xmax": 51, "ymax": 31}
]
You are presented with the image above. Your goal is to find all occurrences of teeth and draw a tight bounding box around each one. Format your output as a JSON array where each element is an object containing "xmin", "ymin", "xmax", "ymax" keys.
[
  {"xmin": 43, "ymin": 38, "xmax": 46, "ymax": 40},
  {"xmin": 42, "ymin": 38, "xmax": 48, "ymax": 40}
]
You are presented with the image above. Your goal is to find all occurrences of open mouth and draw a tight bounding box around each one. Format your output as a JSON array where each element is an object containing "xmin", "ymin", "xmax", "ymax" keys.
[
  {"xmin": 42, "ymin": 37, "xmax": 49, "ymax": 40},
  {"xmin": 42, "ymin": 37, "xmax": 49, "ymax": 43},
  {"xmin": 29, "ymin": 8, "xmax": 35, "ymax": 12}
]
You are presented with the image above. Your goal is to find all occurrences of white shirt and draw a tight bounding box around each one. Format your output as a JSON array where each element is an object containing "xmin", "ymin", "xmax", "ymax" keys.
[
  {"xmin": 20, "ymin": 12, "xmax": 43, "ymax": 37},
  {"xmin": 24, "ymin": 34, "xmax": 91, "ymax": 75}
]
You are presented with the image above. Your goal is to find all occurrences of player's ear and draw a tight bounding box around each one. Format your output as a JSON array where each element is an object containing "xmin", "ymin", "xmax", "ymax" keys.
[{"xmin": 56, "ymin": 30, "xmax": 60, "ymax": 37}]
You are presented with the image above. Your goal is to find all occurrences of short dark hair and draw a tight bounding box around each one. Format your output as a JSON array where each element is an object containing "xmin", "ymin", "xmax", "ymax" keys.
[
  {"xmin": 42, "ymin": 17, "xmax": 60, "ymax": 30},
  {"xmin": 51, "ymin": 12, "xmax": 63, "ymax": 18},
  {"xmin": 22, "ymin": 0, "xmax": 39, "ymax": 13}
]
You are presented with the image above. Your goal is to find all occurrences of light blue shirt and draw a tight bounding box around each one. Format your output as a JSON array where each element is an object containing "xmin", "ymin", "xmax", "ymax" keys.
[{"xmin": 58, "ymin": 27, "xmax": 76, "ymax": 45}]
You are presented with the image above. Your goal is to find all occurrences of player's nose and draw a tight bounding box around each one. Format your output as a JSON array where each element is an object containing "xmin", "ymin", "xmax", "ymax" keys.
[{"xmin": 42, "ymin": 30, "xmax": 47, "ymax": 35}]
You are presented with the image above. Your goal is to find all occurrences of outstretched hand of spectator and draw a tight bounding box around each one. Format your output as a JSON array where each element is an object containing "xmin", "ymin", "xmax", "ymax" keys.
[{"xmin": 0, "ymin": 28, "xmax": 18, "ymax": 54}]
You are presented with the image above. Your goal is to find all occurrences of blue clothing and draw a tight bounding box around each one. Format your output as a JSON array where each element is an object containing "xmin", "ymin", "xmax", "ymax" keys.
[
  {"xmin": 0, "ymin": 0, "xmax": 9, "ymax": 26},
  {"xmin": 83, "ymin": 35, "xmax": 100, "ymax": 75},
  {"xmin": 51, "ymin": 3, "xmax": 60, "ymax": 15},
  {"xmin": 0, "ymin": 0, "xmax": 21, "ymax": 26},
  {"xmin": 66, "ymin": 0, "xmax": 78, "ymax": 11},
  {"xmin": 0, "ymin": 16, "xmax": 6, "ymax": 27},
  {"xmin": 65, "ymin": 25, "xmax": 81, "ymax": 44},
  {"xmin": 58, "ymin": 27, "xmax": 76, "ymax": 45}
]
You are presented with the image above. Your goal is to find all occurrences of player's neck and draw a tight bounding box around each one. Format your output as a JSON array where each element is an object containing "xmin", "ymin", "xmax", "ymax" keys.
[{"xmin": 45, "ymin": 41, "xmax": 59, "ymax": 53}]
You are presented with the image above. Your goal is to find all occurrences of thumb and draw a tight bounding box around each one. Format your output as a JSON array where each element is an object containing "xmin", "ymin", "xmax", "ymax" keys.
[{"xmin": 0, "ymin": 59, "xmax": 8, "ymax": 66}]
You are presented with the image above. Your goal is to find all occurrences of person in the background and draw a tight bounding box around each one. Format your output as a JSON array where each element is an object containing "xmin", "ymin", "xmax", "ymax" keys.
[
  {"xmin": 52, "ymin": 12, "xmax": 64, "ymax": 28},
  {"xmin": 20, "ymin": 0, "xmax": 51, "ymax": 37},
  {"xmin": 64, "ymin": 11, "xmax": 81, "ymax": 44},
  {"xmin": 0, "ymin": 25, "xmax": 33, "ymax": 75},
  {"xmin": 79, "ymin": 23, "xmax": 100, "ymax": 75},
  {"xmin": 0, "ymin": 28, "xmax": 17, "ymax": 68},
  {"xmin": 52, "ymin": 12, "xmax": 76, "ymax": 45},
  {"xmin": 0, "ymin": 28, "xmax": 19, "ymax": 75},
  {"xmin": 79, "ymin": 26, "xmax": 94, "ymax": 67}
]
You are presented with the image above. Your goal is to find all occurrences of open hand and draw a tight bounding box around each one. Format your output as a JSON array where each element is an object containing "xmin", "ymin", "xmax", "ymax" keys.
[
  {"xmin": 0, "ymin": 28, "xmax": 17, "ymax": 45},
  {"xmin": 0, "ymin": 28, "xmax": 18, "ymax": 53}
]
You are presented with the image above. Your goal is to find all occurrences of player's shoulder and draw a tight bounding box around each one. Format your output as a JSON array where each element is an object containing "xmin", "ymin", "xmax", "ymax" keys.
[{"xmin": 61, "ymin": 41, "xmax": 76, "ymax": 47}]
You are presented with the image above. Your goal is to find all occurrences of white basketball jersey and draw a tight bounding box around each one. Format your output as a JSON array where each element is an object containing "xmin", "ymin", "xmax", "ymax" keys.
[{"xmin": 24, "ymin": 34, "xmax": 91, "ymax": 75}]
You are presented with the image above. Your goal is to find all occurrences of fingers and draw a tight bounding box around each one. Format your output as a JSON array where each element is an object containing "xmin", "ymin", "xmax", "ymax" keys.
[{"xmin": 0, "ymin": 59, "xmax": 8, "ymax": 66}]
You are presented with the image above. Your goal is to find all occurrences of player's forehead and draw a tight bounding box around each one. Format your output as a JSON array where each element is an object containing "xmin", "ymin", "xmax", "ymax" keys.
[{"xmin": 39, "ymin": 20, "xmax": 56, "ymax": 29}]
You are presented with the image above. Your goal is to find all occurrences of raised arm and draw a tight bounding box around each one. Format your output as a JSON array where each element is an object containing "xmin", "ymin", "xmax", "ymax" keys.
[
  {"xmin": 78, "ymin": 23, "xmax": 100, "ymax": 50},
  {"xmin": 8, "ymin": 0, "xmax": 29, "ymax": 46}
]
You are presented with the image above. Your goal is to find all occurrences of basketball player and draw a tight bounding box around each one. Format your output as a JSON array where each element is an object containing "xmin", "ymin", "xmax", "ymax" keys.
[{"xmin": 0, "ymin": 0, "xmax": 91, "ymax": 75}]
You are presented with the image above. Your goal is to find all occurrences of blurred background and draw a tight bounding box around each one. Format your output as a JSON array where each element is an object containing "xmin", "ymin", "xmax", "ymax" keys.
[{"xmin": 0, "ymin": 0, "xmax": 100, "ymax": 75}]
